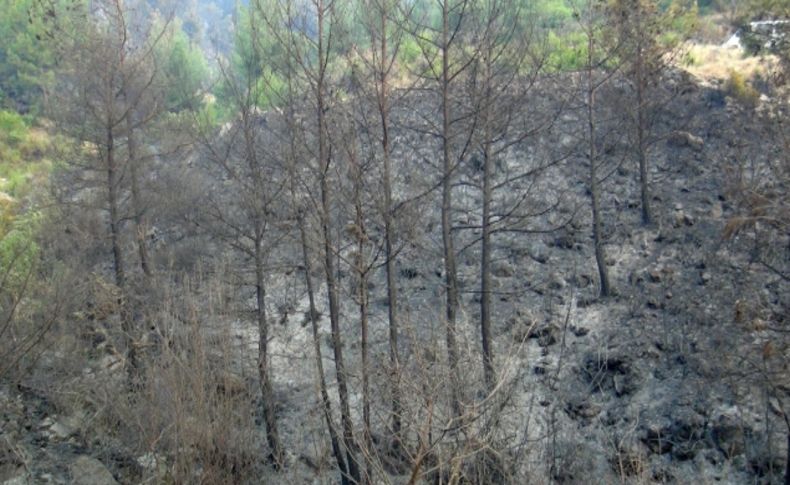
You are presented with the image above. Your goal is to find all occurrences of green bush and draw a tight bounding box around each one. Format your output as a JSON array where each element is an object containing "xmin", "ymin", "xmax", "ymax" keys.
[
  {"xmin": 0, "ymin": 215, "xmax": 40, "ymax": 291},
  {"xmin": 546, "ymin": 30, "xmax": 588, "ymax": 71},
  {"xmin": 0, "ymin": 110, "xmax": 28, "ymax": 147},
  {"xmin": 681, "ymin": 50, "xmax": 698, "ymax": 67},
  {"xmin": 726, "ymin": 70, "xmax": 760, "ymax": 107}
]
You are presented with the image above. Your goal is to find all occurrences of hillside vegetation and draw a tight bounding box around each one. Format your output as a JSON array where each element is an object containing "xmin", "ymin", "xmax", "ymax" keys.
[{"xmin": 1, "ymin": 0, "xmax": 790, "ymax": 484}]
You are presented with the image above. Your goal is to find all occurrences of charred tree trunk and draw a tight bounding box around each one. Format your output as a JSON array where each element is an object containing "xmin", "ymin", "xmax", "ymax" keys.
[
  {"xmin": 319, "ymin": 165, "xmax": 361, "ymax": 483},
  {"xmin": 377, "ymin": 12, "xmax": 403, "ymax": 449},
  {"xmin": 480, "ymin": 70, "xmax": 495, "ymax": 391},
  {"xmin": 635, "ymin": 44, "xmax": 652, "ymax": 226},
  {"xmin": 298, "ymin": 210, "xmax": 350, "ymax": 482},
  {"xmin": 254, "ymin": 237, "xmax": 285, "ymax": 468},
  {"xmin": 587, "ymin": 32, "xmax": 612, "ymax": 299},
  {"xmin": 283, "ymin": 36, "xmax": 350, "ymax": 480},
  {"xmin": 107, "ymin": 123, "xmax": 139, "ymax": 379},
  {"xmin": 125, "ymin": 109, "xmax": 152, "ymax": 277},
  {"xmin": 107, "ymin": 127, "xmax": 125, "ymax": 289},
  {"xmin": 317, "ymin": 2, "xmax": 361, "ymax": 480},
  {"xmin": 785, "ymin": 429, "xmax": 790, "ymax": 485},
  {"xmin": 353, "ymin": 165, "xmax": 373, "ymax": 484},
  {"xmin": 441, "ymin": 0, "xmax": 462, "ymax": 417}
]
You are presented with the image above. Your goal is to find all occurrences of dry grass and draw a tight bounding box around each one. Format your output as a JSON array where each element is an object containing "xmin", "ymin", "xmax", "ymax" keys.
[{"xmin": 681, "ymin": 43, "xmax": 779, "ymax": 83}]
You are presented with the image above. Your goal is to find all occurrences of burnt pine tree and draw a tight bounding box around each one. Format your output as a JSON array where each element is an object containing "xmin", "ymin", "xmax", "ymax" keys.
[
  {"xmin": 607, "ymin": 0, "xmax": 695, "ymax": 225},
  {"xmin": 405, "ymin": 0, "xmax": 478, "ymax": 417},
  {"xmin": 194, "ymin": 7, "xmax": 289, "ymax": 463},
  {"xmin": 574, "ymin": 0, "xmax": 617, "ymax": 298},
  {"xmin": 355, "ymin": 0, "xmax": 408, "ymax": 453},
  {"xmin": 47, "ymin": 0, "xmax": 170, "ymax": 375},
  {"xmin": 268, "ymin": 0, "xmax": 363, "ymax": 480}
]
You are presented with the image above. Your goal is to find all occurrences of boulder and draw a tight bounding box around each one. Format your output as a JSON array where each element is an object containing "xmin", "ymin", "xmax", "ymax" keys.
[
  {"xmin": 527, "ymin": 321, "xmax": 560, "ymax": 347},
  {"xmin": 640, "ymin": 410, "xmax": 707, "ymax": 461},
  {"xmin": 70, "ymin": 456, "xmax": 119, "ymax": 485},
  {"xmin": 582, "ymin": 353, "xmax": 640, "ymax": 396},
  {"xmin": 492, "ymin": 261, "xmax": 515, "ymax": 278},
  {"xmin": 668, "ymin": 131, "xmax": 704, "ymax": 152},
  {"xmin": 710, "ymin": 411, "xmax": 747, "ymax": 458}
]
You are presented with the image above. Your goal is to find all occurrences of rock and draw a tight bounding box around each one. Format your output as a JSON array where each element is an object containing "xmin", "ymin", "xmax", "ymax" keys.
[
  {"xmin": 527, "ymin": 321, "xmax": 559, "ymax": 347},
  {"xmin": 547, "ymin": 272, "xmax": 565, "ymax": 290},
  {"xmin": 509, "ymin": 310, "xmax": 538, "ymax": 342},
  {"xmin": 668, "ymin": 131, "xmax": 704, "ymax": 152},
  {"xmin": 710, "ymin": 202, "xmax": 723, "ymax": 219},
  {"xmin": 551, "ymin": 229, "xmax": 576, "ymax": 250},
  {"xmin": 748, "ymin": 452, "xmax": 786, "ymax": 479},
  {"xmin": 647, "ymin": 267, "xmax": 663, "ymax": 283},
  {"xmin": 2, "ymin": 473, "xmax": 32, "ymax": 485},
  {"xmin": 136, "ymin": 453, "xmax": 168, "ymax": 482},
  {"xmin": 582, "ymin": 353, "xmax": 640, "ymax": 396},
  {"xmin": 643, "ymin": 421, "xmax": 674, "ymax": 454},
  {"xmin": 613, "ymin": 375, "xmax": 627, "ymax": 396},
  {"xmin": 674, "ymin": 210, "xmax": 694, "ymax": 227},
  {"xmin": 492, "ymin": 261, "xmax": 515, "ymax": 278},
  {"xmin": 572, "ymin": 273, "xmax": 592, "ymax": 288},
  {"xmin": 538, "ymin": 332, "xmax": 557, "ymax": 347},
  {"xmin": 527, "ymin": 243, "xmax": 549, "ymax": 264},
  {"xmin": 69, "ymin": 456, "xmax": 119, "ymax": 485},
  {"xmin": 48, "ymin": 418, "xmax": 77, "ymax": 440},
  {"xmin": 571, "ymin": 326, "xmax": 589, "ymax": 337},
  {"xmin": 399, "ymin": 267, "xmax": 420, "ymax": 279},
  {"xmin": 642, "ymin": 411, "xmax": 707, "ymax": 460},
  {"xmin": 711, "ymin": 412, "xmax": 746, "ymax": 458},
  {"xmin": 646, "ymin": 298, "xmax": 662, "ymax": 310},
  {"xmin": 566, "ymin": 399, "xmax": 602, "ymax": 420}
]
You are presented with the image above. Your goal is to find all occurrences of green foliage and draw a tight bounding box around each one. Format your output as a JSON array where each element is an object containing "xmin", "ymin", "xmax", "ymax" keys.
[
  {"xmin": 665, "ymin": 0, "xmax": 700, "ymax": 41},
  {"xmin": 0, "ymin": 0, "xmax": 76, "ymax": 113},
  {"xmin": 0, "ymin": 214, "xmax": 40, "ymax": 293},
  {"xmin": 0, "ymin": 110, "xmax": 29, "ymax": 147},
  {"xmin": 546, "ymin": 30, "xmax": 589, "ymax": 71},
  {"xmin": 399, "ymin": 35, "xmax": 423, "ymax": 68},
  {"xmin": 214, "ymin": 4, "xmax": 291, "ymax": 111},
  {"xmin": 0, "ymin": 110, "xmax": 30, "ymax": 198},
  {"xmin": 158, "ymin": 19, "xmax": 210, "ymax": 113},
  {"xmin": 726, "ymin": 70, "xmax": 760, "ymax": 106},
  {"xmin": 681, "ymin": 49, "xmax": 699, "ymax": 66},
  {"xmin": 232, "ymin": 4, "xmax": 286, "ymax": 80},
  {"xmin": 532, "ymin": 0, "xmax": 575, "ymax": 28},
  {"xmin": 0, "ymin": 109, "xmax": 53, "ymax": 213}
]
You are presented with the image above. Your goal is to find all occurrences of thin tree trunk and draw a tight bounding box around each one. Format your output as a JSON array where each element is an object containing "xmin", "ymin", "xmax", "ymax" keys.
[
  {"xmin": 317, "ymin": 2, "xmax": 361, "ymax": 480},
  {"xmin": 636, "ymin": 45, "xmax": 652, "ymax": 226},
  {"xmin": 284, "ymin": 43, "xmax": 349, "ymax": 481},
  {"xmin": 377, "ymin": 10, "xmax": 403, "ymax": 449},
  {"xmin": 126, "ymin": 109, "xmax": 152, "ymax": 276},
  {"xmin": 354, "ymin": 183, "xmax": 373, "ymax": 485},
  {"xmin": 107, "ymin": 124, "xmax": 138, "ymax": 378},
  {"xmin": 785, "ymin": 429, "xmax": 790, "ymax": 485},
  {"xmin": 107, "ymin": 127, "xmax": 125, "ymax": 289},
  {"xmin": 255, "ymin": 238, "xmax": 285, "ymax": 468},
  {"xmin": 441, "ymin": 0, "xmax": 462, "ymax": 417},
  {"xmin": 480, "ymin": 57, "xmax": 495, "ymax": 390},
  {"xmin": 319, "ymin": 169, "xmax": 361, "ymax": 482},
  {"xmin": 587, "ymin": 33, "xmax": 611, "ymax": 298},
  {"xmin": 372, "ymin": 3, "xmax": 403, "ymax": 455},
  {"xmin": 299, "ymin": 215, "xmax": 350, "ymax": 482}
]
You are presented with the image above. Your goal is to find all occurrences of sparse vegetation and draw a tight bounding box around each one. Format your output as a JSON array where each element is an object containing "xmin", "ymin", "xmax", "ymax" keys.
[
  {"xmin": 726, "ymin": 69, "xmax": 761, "ymax": 106},
  {"xmin": 1, "ymin": 0, "xmax": 790, "ymax": 484}
]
